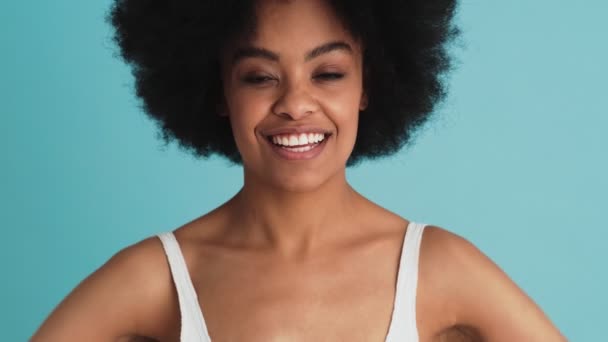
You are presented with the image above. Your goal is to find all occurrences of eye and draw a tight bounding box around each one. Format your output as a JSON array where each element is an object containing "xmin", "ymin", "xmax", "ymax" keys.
[
  {"xmin": 314, "ymin": 72, "xmax": 345, "ymax": 81},
  {"xmin": 241, "ymin": 74, "xmax": 276, "ymax": 85}
]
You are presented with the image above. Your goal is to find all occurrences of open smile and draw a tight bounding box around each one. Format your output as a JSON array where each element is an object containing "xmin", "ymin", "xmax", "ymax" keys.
[{"xmin": 264, "ymin": 132, "xmax": 331, "ymax": 160}]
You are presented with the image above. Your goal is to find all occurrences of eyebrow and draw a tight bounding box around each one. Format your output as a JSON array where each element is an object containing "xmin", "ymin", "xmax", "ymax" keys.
[{"xmin": 231, "ymin": 40, "xmax": 353, "ymax": 64}]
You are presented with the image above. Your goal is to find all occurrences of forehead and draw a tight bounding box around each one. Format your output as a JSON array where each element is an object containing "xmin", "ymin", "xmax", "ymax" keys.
[{"xmin": 242, "ymin": 0, "xmax": 359, "ymax": 56}]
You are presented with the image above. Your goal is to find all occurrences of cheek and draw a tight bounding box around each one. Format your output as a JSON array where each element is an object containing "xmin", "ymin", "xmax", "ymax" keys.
[
  {"xmin": 237, "ymin": 86, "xmax": 277, "ymax": 108},
  {"xmin": 319, "ymin": 87, "xmax": 361, "ymax": 134},
  {"xmin": 226, "ymin": 92, "xmax": 273, "ymax": 159}
]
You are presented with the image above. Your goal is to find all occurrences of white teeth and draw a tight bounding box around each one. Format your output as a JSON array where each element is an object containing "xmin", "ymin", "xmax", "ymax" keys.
[
  {"xmin": 284, "ymin": 145, "xmax": 314, "ymax": 152},
  {"xmin": 270, "ymin": 133, "xmax": 327, "ymax": 147},
  {"xmin": 288, "ymin": 135, "xmax": 299, "ymax": 145}
]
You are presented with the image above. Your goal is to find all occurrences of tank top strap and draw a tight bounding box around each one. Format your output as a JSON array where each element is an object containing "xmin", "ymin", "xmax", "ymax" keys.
[
  {"xmin": 157, "ymin": 232, "xmax": 212, "ymax": 342},
  {"xmin": 385, "ymin": 221, "xmax": 427, "ymax": 342}
]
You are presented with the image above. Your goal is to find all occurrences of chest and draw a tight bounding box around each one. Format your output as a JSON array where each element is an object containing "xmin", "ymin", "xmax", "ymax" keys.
[
  {"xmin": 149, "ymin": 227, "xmax": 465, "ymax": 341},
  {"xmin": 190, "ymin": 247, "xmax": 401, "ymax": 341}
]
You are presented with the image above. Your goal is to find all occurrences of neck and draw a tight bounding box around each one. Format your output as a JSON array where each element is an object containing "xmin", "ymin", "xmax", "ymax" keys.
[{"xmin": 225, "ymin": 168, "xmax": 362, "ymax": 257}]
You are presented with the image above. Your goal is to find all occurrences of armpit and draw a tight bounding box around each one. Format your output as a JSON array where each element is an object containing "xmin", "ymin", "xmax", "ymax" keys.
[
  {"xmin": 117, "ymin": 335, "xmax": 159, "ymax": 342},
  {"xmin": 436, "ymin": 324, "xmax": 484, "ymax": 342}
]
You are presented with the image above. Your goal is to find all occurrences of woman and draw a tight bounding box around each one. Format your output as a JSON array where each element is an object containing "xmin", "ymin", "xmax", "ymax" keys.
[{"xmin": 32, "ymin": 0, "xmax": 566, "ymax": 341}]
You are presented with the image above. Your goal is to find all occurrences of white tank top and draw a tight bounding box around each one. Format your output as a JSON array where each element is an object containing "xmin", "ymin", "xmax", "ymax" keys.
[{"xmin": 157, "ymin": 221, "xmax": 427, "ymax": 342}]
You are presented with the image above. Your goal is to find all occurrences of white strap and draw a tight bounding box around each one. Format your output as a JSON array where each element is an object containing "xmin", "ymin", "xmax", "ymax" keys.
[
  {"xmin": 385, "ymin": 221, "xmax": 426, "ymax": 342},
  {"xmin": 157, "ymin": 232, "xmax": 212, "ymax": 342}
]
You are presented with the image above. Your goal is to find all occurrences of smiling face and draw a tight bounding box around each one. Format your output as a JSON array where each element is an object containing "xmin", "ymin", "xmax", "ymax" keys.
[{"xmin": 220, "ymin": 0, "xmax": 367, "ymax": 192}]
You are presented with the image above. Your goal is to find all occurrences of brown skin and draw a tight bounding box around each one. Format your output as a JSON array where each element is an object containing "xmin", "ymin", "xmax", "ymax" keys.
[{"xmin": 31, "ymin": 0, "xmax": 567, "ymax": 341}]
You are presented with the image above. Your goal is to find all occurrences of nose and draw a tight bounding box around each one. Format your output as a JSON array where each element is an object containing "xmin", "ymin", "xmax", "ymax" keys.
[{"xmin": 271, "ymin": 82, "xmax": 319, "ymax": 120}]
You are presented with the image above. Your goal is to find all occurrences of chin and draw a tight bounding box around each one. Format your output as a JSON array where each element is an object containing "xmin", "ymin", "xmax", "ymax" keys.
[{"xmin": 242, "ymin": 151, "xmax": 348, "ymax": 193}]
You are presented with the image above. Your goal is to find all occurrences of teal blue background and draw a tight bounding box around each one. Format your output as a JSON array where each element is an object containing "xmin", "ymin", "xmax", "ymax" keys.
[{"xmin": 1, "ymin": 1, "xmax": 605, "ymax": 340}]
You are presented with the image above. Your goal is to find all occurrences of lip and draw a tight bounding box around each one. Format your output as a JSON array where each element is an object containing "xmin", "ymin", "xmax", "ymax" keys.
[{"xmin": 264, "ymin": 134, "xmax": 329, "ymax": 161}]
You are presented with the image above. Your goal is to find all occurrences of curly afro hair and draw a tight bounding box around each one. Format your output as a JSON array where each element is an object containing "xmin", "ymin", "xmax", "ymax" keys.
[{"xmin": 108, "ymin": 0, "xmax": 459, "ymax": 166}]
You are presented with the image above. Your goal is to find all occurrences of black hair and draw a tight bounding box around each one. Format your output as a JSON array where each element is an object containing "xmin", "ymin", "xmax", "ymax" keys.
[{"xmin": 108, "ymin": 0, "xmax": 459, "ymax": 166}]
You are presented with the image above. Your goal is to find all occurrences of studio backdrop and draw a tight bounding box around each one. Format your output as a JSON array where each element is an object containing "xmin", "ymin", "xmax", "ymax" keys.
[{"xmin": 1, "ymin": 1, "xmax": 606, "ymax": 340}]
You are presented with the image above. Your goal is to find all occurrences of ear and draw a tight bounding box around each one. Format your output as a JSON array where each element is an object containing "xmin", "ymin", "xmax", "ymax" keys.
[{"xmin": 359, "ymin": 92, "xmax": 368, "ymax": 111}]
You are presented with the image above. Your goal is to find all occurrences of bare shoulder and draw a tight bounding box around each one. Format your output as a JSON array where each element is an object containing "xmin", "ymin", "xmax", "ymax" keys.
[
  {"xmin": 418, "ymin": 225, "xmax": 567, "ymax": 342},
  {"xmin": 31, "ymin": 235, "xmax": 179, "ymax": 342}
]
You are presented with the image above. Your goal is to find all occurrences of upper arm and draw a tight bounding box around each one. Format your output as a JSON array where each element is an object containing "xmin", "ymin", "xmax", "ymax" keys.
[
  {"xmin": 423, "ymin": 226, "xmax": 567, "ymax": 341},
  {"xmin": 31, "ymin": 236, "xmax": 177, "ymax": 342}
]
